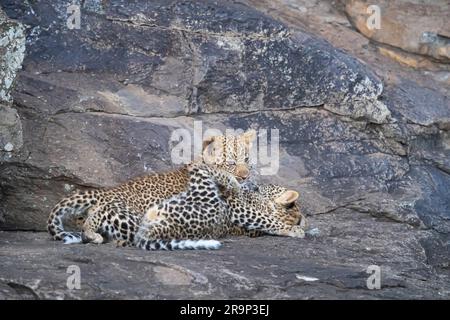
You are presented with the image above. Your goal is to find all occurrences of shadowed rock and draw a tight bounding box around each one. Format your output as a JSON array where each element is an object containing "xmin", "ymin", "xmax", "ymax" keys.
[{"xmin": 0, "ymin": 210, "xmax": 448, "ymax": 300}]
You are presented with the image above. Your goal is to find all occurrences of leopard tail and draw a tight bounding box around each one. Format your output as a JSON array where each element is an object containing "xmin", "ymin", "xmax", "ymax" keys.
[
  {"xmin": 135, "ymin": 238, "xmax": 222, "ymax": 250},
  {"xmin": 47, "ymin": 189, "xmax": 101, "ymax": 243}
]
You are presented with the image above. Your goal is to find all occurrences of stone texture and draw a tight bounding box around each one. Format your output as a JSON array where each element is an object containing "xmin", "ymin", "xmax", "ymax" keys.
[
  {"xmin": 0, "ymin": 8, "xmax": 25, "ymax": 103},
  {"xmin": 0, "ymin": 0, "xmax": 449, "ymax": 299},
  {"xmin": 0, "ymin": 210, "xmax": 449, "ymax": 300},
  {"xmin": 0, "ymin": 106, "xmax": 22, "ymax": 155},
  {"xmin": 0, "ymin": 8, "xmax": 25, "ymax": 224},
  {"xmin": 0, "ymin": 0, "xmax": 394, "ymax": 231},
  {"xmin": 243, "ymin": 0, "xmax": 450, "ymax": 89},
  {"xmin": 344, "ymin": 0, "xmax": 450, "ymax": 62},
  {"xmin": 0, "ymin": 8, "xmax": 25, "ymax": 159}
]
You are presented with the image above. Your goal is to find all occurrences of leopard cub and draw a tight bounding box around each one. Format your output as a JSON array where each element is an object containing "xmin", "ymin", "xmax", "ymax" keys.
[
  {"xmin": 79, "ymin": 163, "xmax": 306, "ymax": 250},
  {"xmin": 47, "ymin": 130, "xmax": 257, "ymax": 244}
]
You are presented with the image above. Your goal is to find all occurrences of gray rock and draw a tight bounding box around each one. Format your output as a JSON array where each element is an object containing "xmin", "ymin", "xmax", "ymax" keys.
[
  {"xmin": 345, "ymin": 0, "xmax": 450, "ymax": 63},
  {"xmin": 3, "ymin": 142, "xmax": 13, "ymax": 152},
  {"xmin": 0, "ymin": 0, "xmax": 449, "ymax": 299},
  {"xmin": 0, "ymin": 0, "xmax": 393, "ymax": 231},
  {"xmin": 0, "ymin": 8, "xmax": 25, "ymax": 103},
  {"xmin": 0, "ymin": 210, "xmax": 448, "ymax": 299},
  {"xmin": 0, "ymin": 105, "xmax": 22, "ymax": 158},
  {"xmin": 0, "ymin": 8, "xmax": 24, "ymax": 162}
]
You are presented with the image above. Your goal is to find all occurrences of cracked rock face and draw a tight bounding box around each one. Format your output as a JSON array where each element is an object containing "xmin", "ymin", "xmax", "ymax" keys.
[
  {"xmin": 0, "ymin": 8, "xmax": 25, "ymax": 103},
  {"xmin": 345, "ymin": 0, "xmax": 450, "ymax": 63},
  {"xmin": 0, "ymin": 0, "xmax": 449, "ymax": 299},
  {"xmin": 0, "ymin": 0, "xmax": 394, "ymax": 231},
  {"xmin": 0, "ymin": 8, "xmax": 24, "ymax": 170}
]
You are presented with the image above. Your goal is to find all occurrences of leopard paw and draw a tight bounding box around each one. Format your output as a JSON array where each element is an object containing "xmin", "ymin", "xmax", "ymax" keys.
[
  {"xmin": 287, "ymin": 226, "xmax": 306, "ymax": 239},
  {"xmin": 81, "ymin": 232, "xmax": 104, "ymax": 244}
]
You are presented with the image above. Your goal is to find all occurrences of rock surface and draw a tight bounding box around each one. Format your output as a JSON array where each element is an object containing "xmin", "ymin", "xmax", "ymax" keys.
[
  {"xmin": 0, "ymin": 8, "xmax": 25, "ymax": 102},
  {"xmin": 0, "ymin": 0, "xmax": 395, "ymax": 231},
  {"xmin": 0, "ymin": 0, "xmax": 449, "ymax": 299},
  {"xmin": 344, "ymin": 0, "xmax": 450, "ymax": 62},
  {"xmin": 0, "ymin": 9, "xmax": 24, "ymax": 157},
  {"xmin": 0, "ymin": 8, "xmax": 25, "ymax": 223},
  {"xmin": 1, "ymin": 209, "xmax": 449, "ymax": 299}
]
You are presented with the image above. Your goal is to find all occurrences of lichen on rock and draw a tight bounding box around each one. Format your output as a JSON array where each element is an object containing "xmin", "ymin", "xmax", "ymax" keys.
[
  {"xmin": 0, "ymin": 9, "xmax": 25, "ymax": 103},
  {"xmin": 0, "ymin": 8, "xmax": 25, "ymax": 159}
]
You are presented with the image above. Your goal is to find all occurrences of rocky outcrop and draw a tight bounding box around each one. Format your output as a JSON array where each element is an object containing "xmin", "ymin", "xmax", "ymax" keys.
[
  {"xmin": 0, "ymin": 0, "xmax": 449, "ymax": 299},
  {"xmin": 344, "ymin": 0, "xmax": 450, "ymax": 63},
  {"xmin": 0, "ymin": 8, "xmax": 25, "ymax": 224},
  {"xmin": 1, "ymin": 208, "xmax": 449, "ymax": 300},
  {"xmin": 0, "ymin": 8, "xmax": 24, "ymax": 157},
  {"xmin": 0, "ymin": 8, "xmax": 25, "ymax": 103},
  {"xmin": 0, "ymin": 0, "xmax": 395, "ymax": 231}
]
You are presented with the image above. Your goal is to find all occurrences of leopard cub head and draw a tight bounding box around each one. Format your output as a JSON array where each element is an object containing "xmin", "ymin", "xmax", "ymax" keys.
[
  {"xmin": 258, "ymin": 184, "xmax": 307, "ymax": 229},
  {"xmin": 202, "ymin": 129, "xmax": 256, "ymax": 181}
]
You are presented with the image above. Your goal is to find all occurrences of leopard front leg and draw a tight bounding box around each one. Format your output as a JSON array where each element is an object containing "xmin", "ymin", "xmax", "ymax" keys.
[
  {"xmin": 271, "ymin": 225, "xmax": 305, "ymax": 238},
  {"xmin": 228, "ymin": 225, "xmax": 264, "ymax": 238},
  {"xmin": 229, "ymin": 210, "xmax": 305, "ymax": 239},
  {"xmin": 239, "ymin": 220, "xmax": 305, "ymax": 239},
  {"xmin": 188, "ymin": 163, "xmax": 242, "ymax": 193},
  {"xmin": 243, "ymin": 229, "xmax": 265, "ymax": 238}
]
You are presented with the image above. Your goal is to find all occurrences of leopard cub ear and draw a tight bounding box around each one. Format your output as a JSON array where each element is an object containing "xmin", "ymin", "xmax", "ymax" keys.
[{"xmin": 274, "ymin": 190, "xmax": 299, "ymax": 205}]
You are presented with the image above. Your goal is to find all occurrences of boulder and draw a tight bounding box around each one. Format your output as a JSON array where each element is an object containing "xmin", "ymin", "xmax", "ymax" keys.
[
  {"xmin": 0, "ymin": 211, "xmax": 448, "ymax": 300},
  {"xmin": 0, "ymin": 8, "xmax": 25, "ymax": 103},
  {"xmin": 0, "ymin": 7, "xmax": 25, "ymax": 223},
  {"xmin": 0, "ymin": 8, "xmax": 25, "ymax": 158},
  {"xmin": 344, "ymin": 0, "xmax": 450, "ymax": 62},
  {"xmin": 0, "ymin": 0, "xmax": 393, "ymax": 231}
]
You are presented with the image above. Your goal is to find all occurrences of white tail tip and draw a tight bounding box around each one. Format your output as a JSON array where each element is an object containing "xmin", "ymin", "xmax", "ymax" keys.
[
  {"xmin": 63, "ymin": 234, "xmax": 82, "ymax": 244},
  {"xmin": 172, "ymin": 239, "xmax": 222, "ymax": 250}
]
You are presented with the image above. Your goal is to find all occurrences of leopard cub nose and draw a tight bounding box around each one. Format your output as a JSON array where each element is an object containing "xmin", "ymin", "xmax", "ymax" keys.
[{"xmin": 236, "ymin": 165, "xmax": 250, "ymax": 180}]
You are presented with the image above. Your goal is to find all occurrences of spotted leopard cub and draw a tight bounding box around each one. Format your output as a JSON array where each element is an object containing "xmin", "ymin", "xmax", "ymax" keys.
[
  {"xmin": 79, "ymin": 163, "xmax": 305, "ymax": 250},
  {"xmin": 47, "ymin": 130, "xmax": 257, "ymax": 244},
  {"xmin": 227, "ymin": 183, "xmax": 308, "ymax": 237},
  {"xmin": 77, "ymin": 161, "xmax": 241, "ymax": 247},
  {"xmin": 133, "ymin": 163, "xmax": 306, "ymax": 250}
]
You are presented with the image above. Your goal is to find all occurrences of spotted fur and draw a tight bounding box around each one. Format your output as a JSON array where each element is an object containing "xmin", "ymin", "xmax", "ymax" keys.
[
  {"xmin": 79, "ymin": 163, "xmax": 306, "ymax": 250},
  {"xmin": 47, "ymin": 130, "xmax": 257, "ymax": 243}
]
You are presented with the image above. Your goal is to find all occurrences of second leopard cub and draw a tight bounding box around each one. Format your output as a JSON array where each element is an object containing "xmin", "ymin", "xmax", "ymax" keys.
[{"xmin": 81, "ymin": 163, "xmax": 307, "ymax": 250}]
